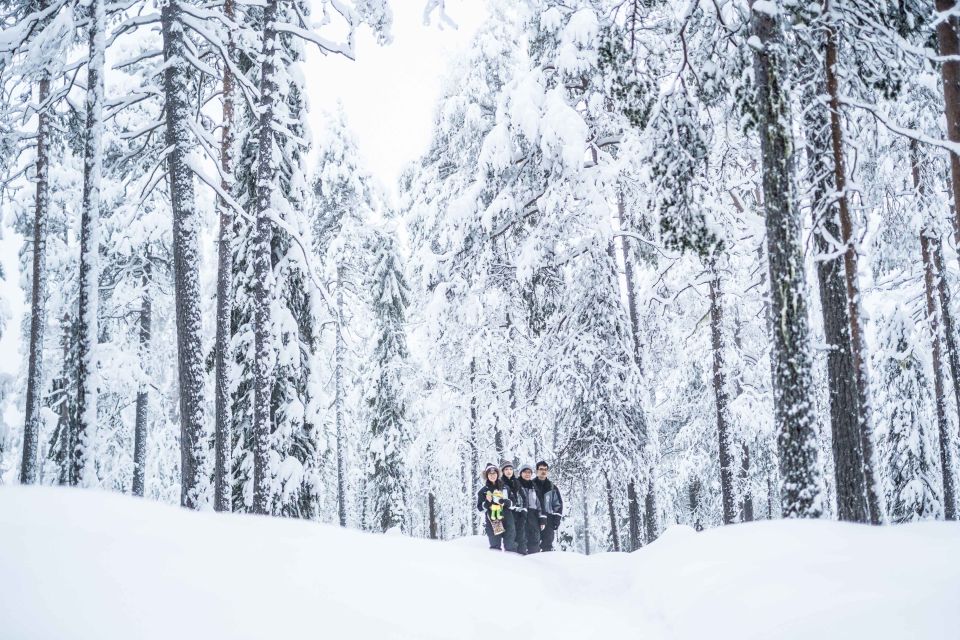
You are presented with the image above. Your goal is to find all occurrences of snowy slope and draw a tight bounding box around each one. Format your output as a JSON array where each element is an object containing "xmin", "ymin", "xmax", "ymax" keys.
[{"xmin": 0, "ymin": 487, "xmax": 958, "ymax": 640}]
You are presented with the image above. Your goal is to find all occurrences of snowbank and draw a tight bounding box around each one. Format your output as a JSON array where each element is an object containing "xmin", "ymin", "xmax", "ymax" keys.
[{"xmin": 1, "ymin": 487, "xmax": 958, "ymax": 639}]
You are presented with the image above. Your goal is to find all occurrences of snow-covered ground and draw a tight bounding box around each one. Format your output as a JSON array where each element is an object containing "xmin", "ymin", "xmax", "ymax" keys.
[{"xmin": 1, "ymin": 487, "xmax": 958, "ymax": 640}]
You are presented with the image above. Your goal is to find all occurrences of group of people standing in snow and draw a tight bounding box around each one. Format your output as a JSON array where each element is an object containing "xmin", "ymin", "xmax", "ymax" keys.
[{"xmin": 475, "ymin": 460, "xmax": 563, "ymax": 554}]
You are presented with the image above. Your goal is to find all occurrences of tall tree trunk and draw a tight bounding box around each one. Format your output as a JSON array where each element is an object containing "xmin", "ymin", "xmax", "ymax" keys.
[
  {"xmin": 644, "ymin": 478, "xmax": 657, "ymax": 543},
  {"xmin": 708, "ymin": 269, "xmax": 736, "ymax": 524},
  {"xmin": 428, "ymin": 491, "xmax": 438, "ymax": 540},
  {"xmin": 582, "ymin": 481, "xmax": 591, "ymax": 555},
  {"xmin": 213, "ymin": 0, "xmax": 237, "ymax": 513},
  {"xmin": 751, "ymin": 2, "xmax": 824, "ymax": 518},
  {"xmin": 730, "ymin": 322, "xmax": 755, "ymax": 522},
  {"xmin": 935, "ymin": 0, "xmax": 960, "ymax": 242},
  {"xmin": 335, "ymin": 267, "xmax": 347, "ymax": 527},
  {"xmin": 931, "ymin": 243, "xmax": 960, "ymax": 434},
  {"xmin": 604, "ymin": 472, "xmax": 620, "ymax": 551},
  {"xmin": 804, "ymin": 80, "xmax": 870, "ymax": 522},
  {"xmin": 921, "ymin": 231, "xmax": 958, "ymax": 520},
  {"xmin": 251, "ymin": 0, "xmax": 280, "ymax": 516},
  {"xmin": 616, "ymin": 196, "xmax": 658, "ymax": 542},
  {"xmin": 627, "ymin": 478, "xmax": 641, "ymax": 550},
  {"xmin": 161, "ymin": 0, "xmax": 207, "ymax": 508},
  {"xmin": 913, "ymin": 140, "xmax": 958, "ymax": 520},
  {"xmin": 75, "ymin": 0, "xmax": 105, "ymax": 488},
  {"xmin": 823, "ymin": 4, "xmax": 883, "ymax": 523},
  {"xmin": 55, "ymin": 314, "xmax": 73, "ymax": 485},
  {"xmin": 132, "ymin": 262, "xmax": 152, "ymax": 497},
  {"xmin": 740, "ymin": 445, "xmax": 754, "ymax": 522},
  {"xmin": 20, "ymin": 72, "xmax": 51, "ymax": 486},
  {"xmin": 469, "ymin": 357, "xmax": 479, "ymax": 535}
]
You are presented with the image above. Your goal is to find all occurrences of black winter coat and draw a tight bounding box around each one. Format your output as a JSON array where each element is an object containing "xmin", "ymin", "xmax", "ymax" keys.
[
  {"xmin": 476, "ymin": 479, "xmax": 512, "ymax": 513},
  {"xmin": 533, "ymin": 478, "xmax": 563, "ymax": 527},
  {"xmin": 516, "ymin": 478, "xmax": 547, "ymax": 521}
]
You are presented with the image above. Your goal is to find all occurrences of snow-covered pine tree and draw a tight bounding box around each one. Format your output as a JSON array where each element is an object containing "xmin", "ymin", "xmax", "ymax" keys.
[
  {"xmin": 874, "ymin": 305, "xmax": 941, "ymax": 523},
  {"xmin": 366, "ymin": 228, "xmax": 411, "ymax": 533}
]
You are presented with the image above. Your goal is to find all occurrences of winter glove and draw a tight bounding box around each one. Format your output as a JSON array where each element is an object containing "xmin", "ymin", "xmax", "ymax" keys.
[
  {"xmin": 483, "ymin": 500, "xmax": 493, "ymax": 510},
  {"xmin": 501, "ymin": 498, "xmax": 512, "ymax": 508}
]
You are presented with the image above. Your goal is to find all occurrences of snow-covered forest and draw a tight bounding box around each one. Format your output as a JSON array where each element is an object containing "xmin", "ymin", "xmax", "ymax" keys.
[{"xmin": 2, "ymin": 0, "xmax": 960, "ymax": 556}]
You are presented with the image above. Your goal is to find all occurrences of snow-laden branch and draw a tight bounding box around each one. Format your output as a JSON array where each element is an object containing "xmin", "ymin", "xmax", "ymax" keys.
[
  {"xmin": 273, "ymin": 22, "xmax": 354, "ymax": 59},
  {"xmin": 839, "ymin": 95, "xmax": 960, "ymax": 157}
]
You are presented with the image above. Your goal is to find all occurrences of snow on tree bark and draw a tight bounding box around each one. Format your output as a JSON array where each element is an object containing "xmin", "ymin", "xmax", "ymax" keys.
[
  {"xmin": 708, "ymin": 269, "xmax": 736, "ymax": 525},
  {"xmin": 76, "ymin": 0, "xmax": 106, "ymax": 489},
  {"xmin": 250, "ymin": 0, "xmax": 281, "ymax": 516},
  {"xmin": 161, "ymin": 0, "xmax": 208, "ymax": 508},
  {"xmin": 20, "ymin": 72, "xmax": 51, "ymax": 486},
  {"xmin": 213, "ymin": 0, "xmax": 237, "ymax": 513},
  {"xmin": 132, "ymin": 262, "xmax": 152, "ymax": 498},
  {"xmin": 750, "ymin": 2, "xmax": 824, "ymax": 518},
  {"xmin": 335, "ymin": 264, "xmax": 347, "ymax": 527},
  {"xmin": 604, "ymin": 472, "xmax": 620, "ymax": 552}
]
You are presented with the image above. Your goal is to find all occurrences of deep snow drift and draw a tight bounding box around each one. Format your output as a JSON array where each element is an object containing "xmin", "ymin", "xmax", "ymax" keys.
[{"xmin": 1, "ymin": 488, "xmax": 958, "ymax": 639}]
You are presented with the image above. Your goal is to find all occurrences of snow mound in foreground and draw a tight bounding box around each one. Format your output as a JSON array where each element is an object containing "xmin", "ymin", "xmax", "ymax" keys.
[{"xmin": 1, "ymin": 487, "xmax": 958, "ymax": 640}]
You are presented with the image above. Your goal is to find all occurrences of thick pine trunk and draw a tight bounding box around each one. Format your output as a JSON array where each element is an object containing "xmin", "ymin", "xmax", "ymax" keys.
[
  {"xmin": 132, "ymin": 262, "xmax": 152, "ymax": 497},
  {"xmin": 251, "ymin": 0, "xmax": 279, "ymax": 516},
  {"xmin": 213, "ymin": 0, "xmax": 237, "ymax": 513},
  {"xmin": 912, "ymin": 141, "xmax": 958, "ymax": 520},
  {"xmin": 921, "ymin": 231, "xmax": 958, "ymax": 520},
  {"xmin": 161, "ymin": 0, "xmax": 207, "ymax": 508},
  {"xmin": 823, "ymin": 7, "xmax": 882, "ymax": 523},
  {"xmin": 335, "ymin": 267, "xmax": 347, "ymax": 527},
  {"xmin": 708, "ymin": 270, "xmax": 736, "ymax": 525},
  {"xmin": 604, "ymin": 473, "xmax": 620, "ymax": 551},
  {"xmin": 935, "ymin": 0, "xmax": 960, "ymax": 240},
  {"xmin": 20, "ymin": 72, "xmax": 51, "ymax": 486},
  {"xmin": 931, "ymin": 243, "xmax": 960, "ymax": 429},
  {"xmin": 751, "ymin": 3, "xmax": 824, "ymax": 518},
  {"xmin": 76, "ymin": 0, "xmax": 105, "ymax": 488},
  {"xmin": 805, "ymin": 81, "xmax": 870, "ymax": 522}
]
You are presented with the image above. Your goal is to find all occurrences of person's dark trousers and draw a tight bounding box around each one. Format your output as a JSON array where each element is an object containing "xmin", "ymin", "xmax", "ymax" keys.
[
  {"xmin": 540, "ymin": 521, "xmax": 556, "ymax": 552},
  {"xmin": 518, "ymin": 511, "xmax": 541, "ymax": 554},
  {"xmin": 483, "ymin": 518, "xmax": 501, "ymax": 549},
  {"xmin": 500, "ymin": 509, "xmax": 517, "ymax": 552}
]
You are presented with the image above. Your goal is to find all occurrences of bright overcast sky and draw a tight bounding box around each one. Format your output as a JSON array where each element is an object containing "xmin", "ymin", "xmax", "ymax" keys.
[{"xmin": 304, "ymin": 1, "xmax": 490, "ymax": 200}]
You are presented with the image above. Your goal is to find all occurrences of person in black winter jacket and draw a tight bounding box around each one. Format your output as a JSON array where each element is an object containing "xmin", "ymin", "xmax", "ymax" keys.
[
  {"xmin": 476, "ymin": 463, "xmax": 515, "ymax": 550},
  {"xmin": 533, "ymin": 461, "xmax": 563, "ymax": 552},
  {"xmin": 498, "ymin": 460, "xmax": 520, "ymax": 553},
  {"xmin": 514, "ymin": 464, "xmax": 547, "ymax": 554}
]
